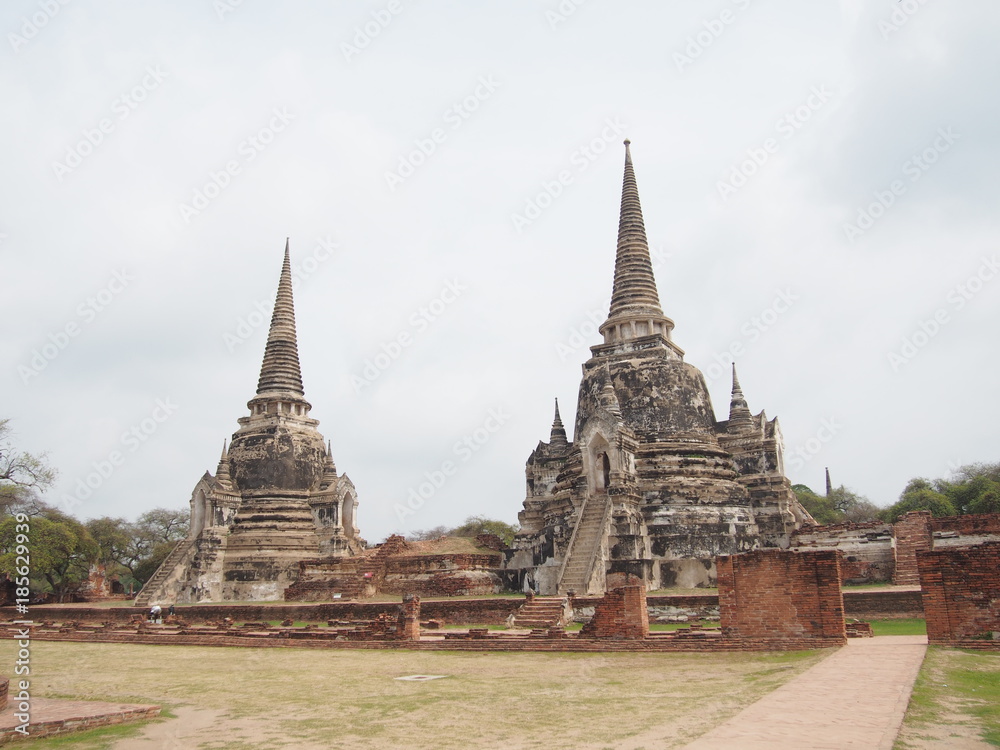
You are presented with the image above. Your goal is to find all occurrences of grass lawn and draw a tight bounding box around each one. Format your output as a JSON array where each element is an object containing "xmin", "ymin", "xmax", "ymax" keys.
[
  {"xmin": 0, "ymin": 641, "xmax": 829, "ymax": 750},
  {"xmin": 896, "ymin": 647, "xmax": 1000, "ymax": 748},
  {"xmin": 870, "ymin": 619, "xmax": 927, "ymax": 636}
]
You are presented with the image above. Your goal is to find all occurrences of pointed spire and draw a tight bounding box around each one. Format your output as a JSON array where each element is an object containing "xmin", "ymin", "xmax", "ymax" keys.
[
  {"xmin": 255, "ymin": 239, "xmax": 305, "ymax": 397},
  {"xmin": 728, "ymin": 365, "xmax": 754, "ymax": 433},
  {"xmin": 321, "ymin": 439, "xmax": 338, "ymax": 488},
  {"xmin": 600, "ymin": 371, "xmax": 622, "ymax": 418},
  {"xmin": 825, "ymin": 467, "xmax": 833, "ymax": 496},
  {"xmin": 549, "ymin": 398, "xmax": 568, "ymax": 447},
  {"xmin": 215, "ymin": 440, "xmax": 233, "ymax": 489},
  {"xmin": 599, "ymin": 141, "xmax": 678, "ymax": 349}
]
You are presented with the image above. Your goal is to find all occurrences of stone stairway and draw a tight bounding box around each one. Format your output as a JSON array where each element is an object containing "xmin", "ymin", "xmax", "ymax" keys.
[
  {"xmin": 135, "ymin": 538, "xmax": 194, "ymax": 607},
  {"xmin": 510, "ymin": 597, "xmax": 568, "ymax": 629},
  {"xmin": 558, "ymin": 494, "xmax": 611, "ymax": 595}
]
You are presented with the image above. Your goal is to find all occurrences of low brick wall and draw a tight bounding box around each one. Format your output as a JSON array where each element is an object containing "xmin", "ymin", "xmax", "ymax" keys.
[
  {"xmin": 0, "ymin": 704, "xmax": 160, "ymax": 743},
  {"xmin": 1, "ymin": 598, "xmax": 523, "ymax": 627},
  {"xmin": 918, "ymin": 541, "xmax": 1000, "ymax": 647},
  {"xmin": 842, "ymin": 589, "xmax": 924, "ymax": 618},
  {"xmin": 0, "ymin": 675, "xmax": 7, "ymax": 712},
  {"xmin": 718, "ymin": 549, "xmax": 846, "ymax": 646},
  {"xmin": 2, "ymin": 588, "xmax": 924, "ymax": 628}
]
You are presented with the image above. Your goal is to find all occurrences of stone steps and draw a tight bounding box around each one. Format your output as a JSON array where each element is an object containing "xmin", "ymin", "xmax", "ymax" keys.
[
  {"xmin": 559, "ymin": 496, "xmax": 610, "ymax": 594},
  {"xmin": 510, "ymin": 597, "xmax": 567, "ymax": 629}
]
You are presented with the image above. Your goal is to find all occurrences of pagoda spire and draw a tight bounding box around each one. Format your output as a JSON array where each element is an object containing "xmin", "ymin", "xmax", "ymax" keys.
[
  {"xmin": 321, "ymin": 440, "xmax": 338, "ymax": 488},
  {"xmin": 549, "ymin": 398, "xmax": 568, "ymax": 447},
  {"xmin": 825, "ymin": 467, "xmax": 833, "ymax": 496},
  {"xmin": 255, "ymin": 239, "xmax": 306, "ymax": 398},
  {"xmin": 215, "ymin": 439, "xmax": 233, "ymax": 489},
  {"xmin": 599, "ymin": 140, "xmax": 678, "ymax": 350},
  {"xmin": 728, "ymin": 365, "xmax": 754, "ymax": 433}
]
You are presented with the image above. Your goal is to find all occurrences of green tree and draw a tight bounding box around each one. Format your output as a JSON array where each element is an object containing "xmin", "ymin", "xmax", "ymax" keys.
[
  {"xmin": 449, "ymin": 515, "xmax": 519, "ymax": 545},
  {"xmin": 936, "ymin": 464, "xmax": 1000, "ymax": 515},
  {"xmin": 827, "ymin": 487, "xmax": 880, "ymax": 523},
  {"xmin": 880, "ymin": 479, "xmax": 957, "ymax": 523},
  {"xmin": 0, "ymin": 511, "xmax": 98, "ymax": 602},
  {"xmin": 0, "ymin": 419, "xmax": 56, "ymax": 513},
  {"xmin": 792, "ymin": 484, "xmax": 841, "ymax": 524}
]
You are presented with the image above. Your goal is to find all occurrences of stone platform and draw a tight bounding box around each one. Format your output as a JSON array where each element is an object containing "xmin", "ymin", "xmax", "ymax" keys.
[{"xmin": 0, "ymin": 696, "xmax": 159, "ymax": 744}]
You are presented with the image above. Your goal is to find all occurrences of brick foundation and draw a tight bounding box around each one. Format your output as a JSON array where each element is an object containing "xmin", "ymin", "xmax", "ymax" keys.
[
  {"xmin": 918, "ymin": 541, "xmax": 1000, "ymax": 648},
  {"xmin": 718, "ymin": 549, "xmax": 846, "ymax": 646},
  {"xmin": 580, "ymin": 586, "xmax": 649, "ymax": 639}
]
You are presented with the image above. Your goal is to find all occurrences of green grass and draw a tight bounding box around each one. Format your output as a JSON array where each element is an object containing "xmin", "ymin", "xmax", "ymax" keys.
[
  {"xmin": 897, "ymin": 647, "xmax": 1000, "ymax": 748},
  {"xmin": 870, "ymin": 619, "xmax": 927, "ymax": 636}
]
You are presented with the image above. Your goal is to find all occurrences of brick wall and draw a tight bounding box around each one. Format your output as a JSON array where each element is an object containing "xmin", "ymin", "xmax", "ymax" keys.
[
  {"xmin": 6, "ymin": 598, "xmax": 522, "ymax": 626},
  {"xmin": 918, "ymin": 542, "xmax": 1000, "ymax": 647},
  {"xmin": 930, "ymin": 514, "xmax": 1000, "ymax": 536},
  {"xmin": 0, "ymin": 675, "xmax": 7, "ymax": 711},
  {"xmin": 580, "ymin": 585, "xmax": 649, "ymax": 639},
  {"xmin": 892, "ymin": 511, "xmax": 933, "ymax": 585},
  {"xmin": 717, "ymin": 549, "xmax": 846, "ymax": 646},
  {"xmin": 791, "ymin": 522, "xmax": 895, "ymax": 583}
]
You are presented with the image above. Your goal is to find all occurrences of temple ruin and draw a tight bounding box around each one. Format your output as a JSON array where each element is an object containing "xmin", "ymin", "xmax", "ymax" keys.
[
  {"xmin": 506, "ymin": 141, "xmax": 813, "ymax": 595},
  {"xmin": 137, "ymin": 242, "xmax": 363, "ymax": 605}
]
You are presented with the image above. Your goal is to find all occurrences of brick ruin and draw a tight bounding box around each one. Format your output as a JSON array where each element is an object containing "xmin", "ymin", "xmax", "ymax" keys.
[
  {"xmin": 718, "ymin": 549, "xmax": 846, "ymax": 647},
  {"xmin": 137, "ymin": 242, "xmax": 364, "ymax": 606},
  {"xmin": 15, "ymin": 548, "xmax": 861, "ymax": 651},
  {"xmin": 580, "ymin": 585, "xmax": 649, "ymax": 640},
  {"xmin": 285, "ymin": 535, "xmax": 503, "ymax": 601},
  {"xmin": 918, "ymin": 541, "xmax": 1000, "ymax": 648},
  {"xmin": 506, "ymin": 141, "xmax": 812, "ymax": 596},
  {"xmin": 790, "ymin": 511, "xmax": 1000, "ymax": 585}
]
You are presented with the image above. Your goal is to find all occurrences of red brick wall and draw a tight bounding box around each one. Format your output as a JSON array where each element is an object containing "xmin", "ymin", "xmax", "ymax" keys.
[
  {"xmin": 580, "ymin": 585, "xmax": 649, "ymax": 640},
  {"xmin": 918, "ymin": 542, "xmax": 1000, "ymax": 647},
  {"xmin": 930, "ymin": 514, "xmax": 1000, "ymax": 536},
  {"xmin": 717, "ymin": 549, "xmax": 846, "ymax": 646},
  {"xmin": 893, "ymin": 511, "xmax": 933, "ymax": 585},
  {"xmin": 0, "ymin": 675, "xmax": 7, "ymax": 712}
]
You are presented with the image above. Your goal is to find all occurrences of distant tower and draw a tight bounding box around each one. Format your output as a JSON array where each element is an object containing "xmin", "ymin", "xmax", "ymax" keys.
[
  {"xmin": 136, "ymin": 241, "xmax": 362, "ymax": 605},
  {"xmin": 825, "ymin": 467, "xmax": 833, "ymax": 497}
]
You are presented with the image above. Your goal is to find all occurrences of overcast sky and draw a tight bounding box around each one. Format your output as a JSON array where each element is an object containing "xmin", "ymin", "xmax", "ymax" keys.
[{"xmin": 2, "ymin": 1, "xmax": 998, "ymax": 543}]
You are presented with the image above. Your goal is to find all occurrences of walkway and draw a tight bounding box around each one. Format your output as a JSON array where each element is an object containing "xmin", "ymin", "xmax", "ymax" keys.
[{"xmin": 681, "ymin": 636, "xmax": 928, "ymax": 750}]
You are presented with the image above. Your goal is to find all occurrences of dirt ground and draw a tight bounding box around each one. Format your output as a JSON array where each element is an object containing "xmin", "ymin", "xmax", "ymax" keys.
[{"xmin": 1, "ymin": 641, "xmax": 828, "ymax": 750}]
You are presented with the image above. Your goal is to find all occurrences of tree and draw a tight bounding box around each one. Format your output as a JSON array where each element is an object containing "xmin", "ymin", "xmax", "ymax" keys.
[
  {"xmin": 792, "ymin": 485, "xmax": 841, "ymax": 525},
  {"xmin": 136, "ymin": 508, "xmax": 189, "ymax": 545},
  {"xmin": 936, "ymin": 464, "xmax": 1000, "ymax": 515},
  {"xmin": 449, "ymin": 515, "xmax": 520, "ymax": 546},
  {"xmin": 0, "ymin": 511, "xmax": 98, "ymax": 602},
  {"xmin": 0, "ymin": 419, "xmax": 56, "ymax": 513},
  {"xmin": 827, "ymin": 487, "xmax": 880, "ymax": 523},
  {"xmin": 879, "ymin": 479, "xmax": 957, "ymax": 523},
  {"xmin": 406, "ymin": 516, "xmax": 520, "ymax": 546},
  {"xmin": 407, "ymin": 525, "xmax": 450, "ymax": 542}
]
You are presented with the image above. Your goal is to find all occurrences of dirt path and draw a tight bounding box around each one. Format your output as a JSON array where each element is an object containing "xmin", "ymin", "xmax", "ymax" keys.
[{"xmin": 679, "ymin": 636, "xmax": 928, "ymax": 750}]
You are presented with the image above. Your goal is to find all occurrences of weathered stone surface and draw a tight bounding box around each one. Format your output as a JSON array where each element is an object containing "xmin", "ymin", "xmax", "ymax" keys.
[
  {"xmin": 507, "ymin": 142, "xmax": 810, "ymax": 595},
  {"xmin": 136, "ymin": 242, "xmax": 363, "ymax": 605}
]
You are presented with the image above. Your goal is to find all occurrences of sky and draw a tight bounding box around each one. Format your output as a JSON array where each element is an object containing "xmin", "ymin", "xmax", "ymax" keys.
[{"xmin": 2, "ymin": 1, "xmax": 998, "ymax": 544}]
